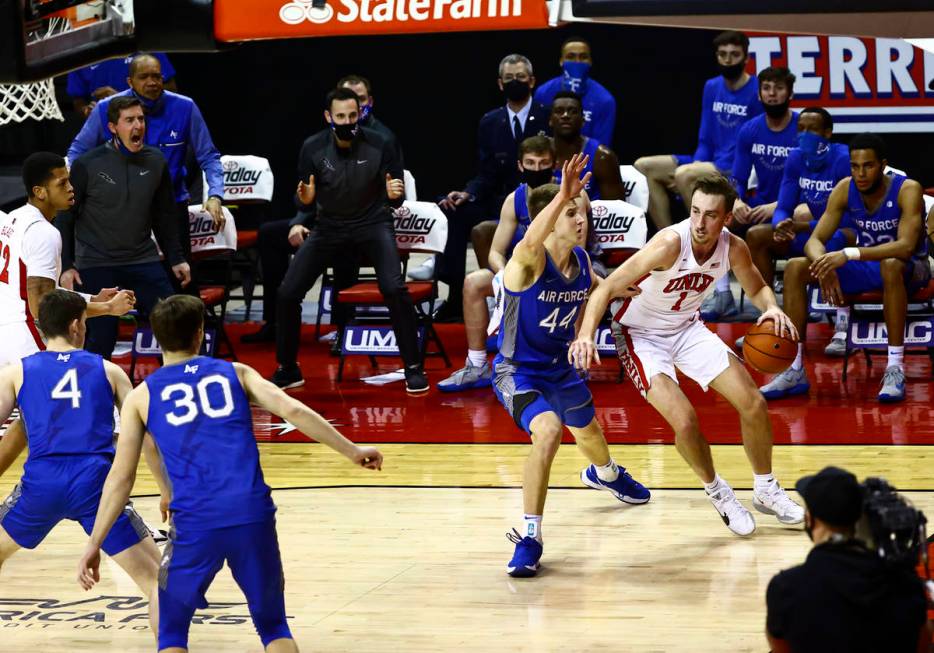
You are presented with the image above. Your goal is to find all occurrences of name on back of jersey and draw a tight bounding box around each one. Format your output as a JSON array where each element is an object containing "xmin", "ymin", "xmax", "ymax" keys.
[{"xmin": 537, "ymin": 288, "xmax": 589, "ymax": 304}]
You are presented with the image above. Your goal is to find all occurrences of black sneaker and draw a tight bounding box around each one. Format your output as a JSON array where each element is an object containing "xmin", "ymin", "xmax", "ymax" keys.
[
  {"xmin": 404, "ymin": 366, "xmax": 429, "ymax": 395},
  {"xmin": 241, "ymin": 323, "xmax": 276, "ymax": 344},
  {"xmin": 270, "ymin": 365, "xmax": 305, "ymax": 390}
]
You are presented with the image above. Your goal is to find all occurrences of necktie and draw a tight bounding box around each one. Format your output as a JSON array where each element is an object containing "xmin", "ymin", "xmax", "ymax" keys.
[{"xmin": 513, "ymin": 115, "xmax": 522, "ymax": 142}]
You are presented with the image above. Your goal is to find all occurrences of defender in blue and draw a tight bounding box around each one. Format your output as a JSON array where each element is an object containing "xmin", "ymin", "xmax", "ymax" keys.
[
  {"xmin": 77, "ymin": 295, "xmax": 383, "ymax": 652},
  {"xmin": 492, "ymin": 154, "xmax": 649, "ymax": 578},
  {"xmin": 0, "ymin": 290, "xmax": 162, "ymax": 633}
]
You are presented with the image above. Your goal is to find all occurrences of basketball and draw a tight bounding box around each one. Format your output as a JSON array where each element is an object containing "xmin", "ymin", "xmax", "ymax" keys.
[{"xmin": 742, "ymin": 320, "xmax": 797, "ymax": 373}]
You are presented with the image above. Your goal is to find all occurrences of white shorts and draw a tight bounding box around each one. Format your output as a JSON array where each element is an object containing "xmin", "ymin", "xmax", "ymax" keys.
[
  {"xmin": 0, "ymin": 321, "xmax": 44, "ymax": 368},
  {"xmin": 613, "ymin": 319, "xmax": 735, "ymax": 397}
]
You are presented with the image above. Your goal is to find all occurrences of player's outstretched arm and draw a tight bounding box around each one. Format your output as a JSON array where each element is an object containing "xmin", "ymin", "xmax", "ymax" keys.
[
  {"xmin": 235, "ymin": 363, "xmax": 382, "ymax": 470},
  {"xmin": 488, "ymin": 192, "xmax": 518, "ymax": 274},
  {"xmin": 730, "ymin": 237, "xmax": 798, "ymax": 340},
  {"xmin": 568, "ymin": 231, "xmax": 680, "ymax": 370},
  {"xmin": 77, "ymin": 386, "xmax": 148, "ymax": 591}
]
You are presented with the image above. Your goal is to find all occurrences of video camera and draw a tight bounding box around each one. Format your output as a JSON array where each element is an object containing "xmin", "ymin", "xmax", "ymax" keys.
[{"xmin": 856, "ymin": 477, "xmax": 928, "ymax": 572}]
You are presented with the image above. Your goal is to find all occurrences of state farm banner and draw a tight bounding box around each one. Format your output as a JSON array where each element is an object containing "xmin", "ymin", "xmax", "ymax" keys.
[
  {"xmin": 214, "ymin": 0, "xmax": 549, "ymax": 40},
  {"xmin": 748, "ymin": 34, "xmax": 934, "ymax": 133}
]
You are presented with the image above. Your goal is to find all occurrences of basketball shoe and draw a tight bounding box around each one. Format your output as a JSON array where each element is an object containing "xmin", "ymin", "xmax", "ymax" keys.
[
  {"xmin": 580, "ymin": 464, "xmax": 651, "ymax": 504},
  {"xmin": 707, "ymin": 482, "xmax": 756, "ymax": 536},
  {"xmin": 437, "ymin": 359, "xmax": 492, "ymax": 392},
  {"xmin": 752, "ymin": 478, "xmax": 805, "ymax": 524},
  {"xmin": 759, "ymin": 366, "xmax": 809, "ymax": 399},
  {"xmin": 506, "ymin": 529, "xmax": 543, "ymax": 577},
  {"xmin": 878, "ymin": 366, "xmax": 906, "ymax": 403}
]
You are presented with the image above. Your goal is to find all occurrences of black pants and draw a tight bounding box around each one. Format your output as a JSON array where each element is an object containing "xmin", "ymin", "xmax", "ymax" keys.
[
  {"xmin": 258, "ymin": 218, "xmax": 358, "ymax": 327},
  {"xmin": 79, "ymin": 261, "xmax": 175, "ymax": 359},
  {"xmin": 276, "ymin": 219, "xmax": 421, "ymax": 368},
  {"xmin": 437, "ymin": 200, "xmax": 495, "ymax": 303}
]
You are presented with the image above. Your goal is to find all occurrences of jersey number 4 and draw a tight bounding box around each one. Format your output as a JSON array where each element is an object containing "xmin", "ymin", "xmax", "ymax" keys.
[
  {"xmin": 51, "ymin": 368, "xmax": 82, "ymax": 408},
  {"xmin": 539, "ymin": 306, "xmax": 578, "ymax": 334},
  {"xmin": 161, "ymin": 374, "xmax": 235, "ymax": 426}
]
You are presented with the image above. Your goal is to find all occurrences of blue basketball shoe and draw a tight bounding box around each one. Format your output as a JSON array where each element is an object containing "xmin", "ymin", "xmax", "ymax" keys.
[
  {"xmin": 506, "ymin": 529, "xmax": 543, "ymax": 577},
  {"xmin": 580, "ymin": 464, "xmax": 651, "ymax": 504}
]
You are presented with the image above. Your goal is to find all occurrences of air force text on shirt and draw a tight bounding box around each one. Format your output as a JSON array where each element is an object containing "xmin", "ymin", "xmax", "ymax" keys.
[
  {"xmin": 799, "ymin": 177, "xmax": 835, "ymax": 193},
  {"xmin": 537, "ymin": 288, "xmax": 589, "ymax": 304},
  {"xmin": 751, "ymin": 143, "xmax": 793, "ymax": 159},
  {"xmin": 712, "ymin": 101, "xmax": 750, "ymax": 127}
]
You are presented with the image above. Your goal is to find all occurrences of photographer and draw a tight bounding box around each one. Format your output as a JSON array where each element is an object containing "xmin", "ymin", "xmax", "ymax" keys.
[{"xmin": 766, "ymin": 466, "xmax": 931, "ymax": 652}]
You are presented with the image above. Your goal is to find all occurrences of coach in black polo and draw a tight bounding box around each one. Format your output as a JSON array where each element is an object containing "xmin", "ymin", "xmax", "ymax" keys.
[{"xmin": 271, "ymin": 87, "xmax": 427, "ymax": 394}]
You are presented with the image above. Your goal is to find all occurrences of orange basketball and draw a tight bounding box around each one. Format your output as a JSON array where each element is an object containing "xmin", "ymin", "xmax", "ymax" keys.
[{"xmin": 742, "ymin": 319, "xmax": 797, "ymax": 373}]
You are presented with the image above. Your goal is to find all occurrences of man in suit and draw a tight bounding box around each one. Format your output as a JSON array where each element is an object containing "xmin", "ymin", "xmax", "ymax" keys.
[{"xmin": 433, "ymin": 54, "xmax": 549, "ymax": 322}]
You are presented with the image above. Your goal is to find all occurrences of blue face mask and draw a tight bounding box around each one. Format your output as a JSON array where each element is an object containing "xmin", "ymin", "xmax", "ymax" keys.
[
  {"xmin": 562, "ymin": 61, "xmax": 591, "ymax": 93},
  {"xmin": 798, "ymin": 131, "xmax": 831, "ymax": 171},
  {"xmin": 111, "ymin": 135, "xmax": 136, "ymax": 156},
  {"xmin": 132, "ymin": 90, "xmax": 164, "ymax": 113}
]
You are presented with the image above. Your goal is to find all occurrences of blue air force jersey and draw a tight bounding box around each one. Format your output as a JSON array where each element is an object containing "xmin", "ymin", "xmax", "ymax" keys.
[
  {"xmin": 553, "ymin": 138, "xmax": 602, "ymax": 200},
  {"xmin": 731, "ymin": 112, "xmax": 798, "ymax": 205},
  {"xmin": 693, "ymin": 76, "xmax": 763, "ymax": 173},
  {"xmin": 144, "ymin": 357, "xmax": 275, "ymax": 531},
  {"xmin": 772, "ymin": 144, "xmax": 851, "ymax": 227},
  {"xmin": 497, "ymin": 246, "xmax": 592, "ymax": 367},
  {"xmin": 17, "ymin": 350, "xmax": 115, "ymax": 464},
  {"xmin": 508, "ymin": 183, "xmax": 534, "ymax": 252},
  {"xmin": 847, "ymin": 174, "xmax": 927, "ymax": 260}
]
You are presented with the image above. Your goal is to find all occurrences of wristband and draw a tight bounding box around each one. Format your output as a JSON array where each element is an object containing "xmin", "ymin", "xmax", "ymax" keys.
[{"xmin": 843, "ymin": 247, "xmax": 861, "ymax": 261}]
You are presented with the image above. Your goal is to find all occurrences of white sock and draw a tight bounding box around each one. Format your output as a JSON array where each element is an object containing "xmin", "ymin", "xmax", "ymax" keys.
[
  {"xmin": 523, "ymin": 515, "xmax": 542, "ymax": 542},
  {"xmin": 791, "ymin": 343, "xmax": 804, "ymax": 370},
  {"xmin": 595, "ymin": 459, "xmax": 619, "ymax": 482},
  {"xmin": 834, "ymin": 307, "xmax": 850, "ymax": 332},
  {"xmin": 467, "ymin": 349, "xmax": 487, "ymax": 368},
  {"xmin": 887, "ymin": 345, "xmax": 904, "ymax": 370},
  {"xmin": 753, "ymin": 473, "xmax": 775, "ymax": 494},
  {"xmin": 715, "ymin": 275, "xmax": 730, "ymax": 293},
  {"xmin": 703, "ymin": 474, "xmax": 724, "ymax": 494}
]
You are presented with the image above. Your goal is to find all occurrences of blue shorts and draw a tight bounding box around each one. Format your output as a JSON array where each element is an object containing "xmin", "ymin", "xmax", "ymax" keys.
[
  {"xmin": 0, "ymin": 456, "xmax": 147, "ymax": 555},
  {"xmin": 492, "ymin": 358, "xmax": 595, "ymax": 433},
  {"xmin": 835, "ymin": 258, "xmax": 932, "ymax": 295},
  {"xmin": 158, "ymin": 518, "xmax": 292, "ymax": 650},
  {"xmin": 790, "ymin": 229, "xmax": 849, "ymax": 257}
]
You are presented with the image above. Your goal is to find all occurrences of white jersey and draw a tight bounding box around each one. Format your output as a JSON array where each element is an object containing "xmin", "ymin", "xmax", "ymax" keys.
[
  {"xmin": 613, "ymin": 220, "xmax": 731, "ymax": 334},
  {"xmin": 0, "ymin": 204, "xmax": 61, "ymax": 328}
]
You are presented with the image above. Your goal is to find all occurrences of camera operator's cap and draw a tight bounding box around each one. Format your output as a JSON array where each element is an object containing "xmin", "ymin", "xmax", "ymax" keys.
[{"xmin": 795, "ymin": 466, "xmax": 863, "ymax": 526}]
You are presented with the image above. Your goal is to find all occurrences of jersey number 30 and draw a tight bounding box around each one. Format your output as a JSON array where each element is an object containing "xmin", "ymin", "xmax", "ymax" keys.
[{"xmin": 161, "ymin": 375, "xmax": 234, "ymax": 426}]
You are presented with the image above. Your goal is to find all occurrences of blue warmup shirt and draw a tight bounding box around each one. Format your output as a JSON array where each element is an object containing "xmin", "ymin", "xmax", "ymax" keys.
[
  {"xmin": 772, "ymin": 144, "xmax": 851, "ymax": 227},
  {"xmin": 67, "ymin": 89, "xmax": 223, "ymax": 203},
  {"xmin": 144, "ymin": 357, "xmax": 276, "ymax": 532},
  {"xmin": 553, "ymin": 138, "xmax": 602, "ymax": 200},
  {"xmin": 847, "ymin": 174, "xmax": 927, "ymax": 260},
  {"xmin": 693, "ymin": 75, "xmax": 763, "ymax": 173},
  {"xmin": 497, "ymin": 246, "xmax": 592, "ymax": 368},
  {"xmin": 66, "ymin": 53, "xmax": 176, "ymax": 101},
  {"xmin": 731, "ymin": 112, "xmax": 798, "ymax": 205},
  {"xmin": 18, "ymin": 350, "xmax": 114, "ymax": 465},
  {"xmin": 535, "ymin": 76, "xmax": 617, "ymax": 147}
]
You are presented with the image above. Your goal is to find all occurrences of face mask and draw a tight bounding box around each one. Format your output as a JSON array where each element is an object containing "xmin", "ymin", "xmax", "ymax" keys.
[
  {"xmin": 520, "ymin": 167, "xmax": 553, "ymax": 188},
  {"xmin": 561, "ymin": 61, "xmax": 591, "ymax": 92},
  {"xmin": 718, "ymin": 62, "xmax": 746, "ymax": 81},
  {"xmin": 763, "ymin": 99, "xmax": 790, "ymax": 119},
  {"xmin": 112, "ymin": 135, "xmax": 136, "ymax": 156},
  {"xmin": 502, "ymin": 79, "xmax": 531, "ymax": 103},
  {"xmin": 132, "ymin": 90, "xmax": 163, "ymax": 112},
  {"xmin": 358, "ymin": 103, "xmax": 372, "ymax": 123},
  {"xmin": 804, "ymin": 520, "xmax": 813, "ymax": 542},
  {"xmin": 331, "ymin": 120, "xmax": 358, "ymax": 142},
  {"xmin": 797, "ymin": 131, "xmax": 831, "ymax": 171}
]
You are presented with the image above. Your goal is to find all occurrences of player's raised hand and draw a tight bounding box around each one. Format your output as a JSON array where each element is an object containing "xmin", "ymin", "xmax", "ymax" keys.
[
  {"xmin": 559, "ymin": 153, "xmax": 591, "ymax": 200},
  {"xmin": 76, "ymin": 545, "xmax": 101, "ymax": 591},
  {"xmin": 386, "ymin": 173, "xmax": 405, "ymax": 200},
  {"xmin": 756, "ymin": 307, "xmax": 799, "ymax": 341},
  {"xmin": 568, "ymin": 335, "xmax": 601, "ymax": 371},
  {"xmin": 352, "ymin": 446, "xmax": 383, "ymax": 471},
  {"xmin": 297, "ymin": 174, "xmax": 316, "ymax": 205}
]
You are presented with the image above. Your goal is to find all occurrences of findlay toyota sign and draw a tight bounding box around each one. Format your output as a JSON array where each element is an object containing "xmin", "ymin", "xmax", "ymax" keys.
[
  {"xmin": 0, "ymin": 595, "xmax": 292, "ymax": 631},
  {"xmin": 213, "ymin": 0, "xmax": 549, "ymax": 40}
]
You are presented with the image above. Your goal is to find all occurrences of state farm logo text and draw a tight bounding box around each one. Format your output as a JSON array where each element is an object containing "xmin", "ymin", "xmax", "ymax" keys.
[{"xmin": 279, "ymin": 0, "xmax": 523, "ymax": 25}]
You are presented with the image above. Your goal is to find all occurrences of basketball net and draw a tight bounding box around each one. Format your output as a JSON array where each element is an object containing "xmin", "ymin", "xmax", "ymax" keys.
[{"xmin": 0, "ymin": 15, "xmax": 72, "ymax": 126}]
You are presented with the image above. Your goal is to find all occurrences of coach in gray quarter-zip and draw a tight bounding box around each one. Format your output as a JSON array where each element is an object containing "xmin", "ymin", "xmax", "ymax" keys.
[{"xmin": 56, "ymin": 96, "xmax": 190, "ymax": 361}]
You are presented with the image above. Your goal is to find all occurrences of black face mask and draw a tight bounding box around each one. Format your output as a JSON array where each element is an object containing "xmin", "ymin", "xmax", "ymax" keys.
[
  {"xmin": 520, "ymin": 167, "xmax": 553, "ymax": 188},
  {"xmin": 718, "ymin": 62, "xmax": 746, "ymax": 81},
  {"xmin": 763, "ymin": 99, "xmax": 791, "ymax": 119},
  {"xmin": 804, "ymin": 521, "xmax": 814, "ymax": 542},
  {"xmin": 331, "ymin": 121, "xmax": 358, "ymax": 142},
  {"xmin": 502, "ymin": 80, "xmax": 531, "ymax": 103}
]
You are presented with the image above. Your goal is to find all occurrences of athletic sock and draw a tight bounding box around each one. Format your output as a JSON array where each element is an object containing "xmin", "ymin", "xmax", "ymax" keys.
[
  {"xmin": 887, "ymin": 345, "xmax": 905, "ymax": 370},
  {"xmin": 467, "ymin": 349, "xmax": 487, "ymax": 368},
  {"xmin": 523, "ymin": 515, "xmax": 543, "ymax": 542},
  {"xmin": 791, "ymin": 343, "xmax": 804, "ymax": 371},
  {"xmin": 715, "ymin": 274, "xmax": 730, "ymax": 293},
  {"xmin": 753, "ymin": 473, "xmax": 775, "ymax": 495},
  {"xmin": 595, "ymin": 459, "xmax": 620, "ymax": 482},
  {"xmin": 703, "ymin": 474, "xmax": 724, "ymax": 494},
  {"xmin": 834, "ymin": 307, "xmax": 850, "ymax": 332}
]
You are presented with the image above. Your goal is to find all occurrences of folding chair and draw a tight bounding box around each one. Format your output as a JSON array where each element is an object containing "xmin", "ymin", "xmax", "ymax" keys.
[{"xmin": 333, "ymin": 200, "xmax": 450, "ymax": 381}]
